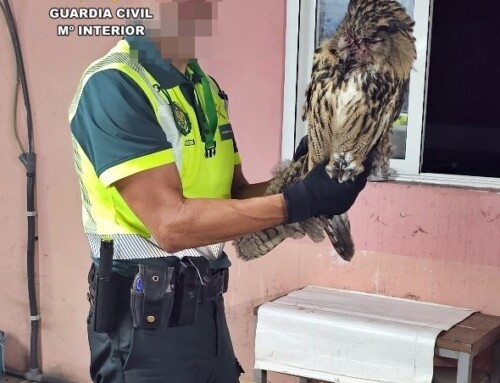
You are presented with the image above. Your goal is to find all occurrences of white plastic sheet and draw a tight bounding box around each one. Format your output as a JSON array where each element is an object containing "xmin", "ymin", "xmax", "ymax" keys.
[{"xmin": 255, "ymin": 286, "xmax": 474, "ymax": 383}]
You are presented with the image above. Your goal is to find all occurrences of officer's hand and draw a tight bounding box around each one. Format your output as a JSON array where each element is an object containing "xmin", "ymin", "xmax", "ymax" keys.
[
  {"xmin": 283, "ymin": 154, "xmax": 373, "ymax": 224},
  {"xmin": 293, "ymin": 135, "xmax": 308, "ymax": 161}
]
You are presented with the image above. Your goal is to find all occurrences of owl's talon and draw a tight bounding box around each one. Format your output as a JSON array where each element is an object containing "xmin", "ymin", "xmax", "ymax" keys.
[
  {"xmin": 329, "ymin": 153, "xmax": 364, "ymax": 182},
  {"xmin": 341, "ymin": 160, "xmax": 363, "ymax": 182}
]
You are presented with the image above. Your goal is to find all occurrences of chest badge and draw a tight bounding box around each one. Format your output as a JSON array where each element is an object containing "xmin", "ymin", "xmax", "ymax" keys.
[{"xmin": 171, "ymin": 101, "xmax": 192, "ymax": 136}]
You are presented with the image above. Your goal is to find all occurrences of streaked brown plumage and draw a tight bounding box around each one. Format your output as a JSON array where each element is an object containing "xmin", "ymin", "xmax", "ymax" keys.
[{"xmin": 234, "ymin": 0, "xmax": 416, "ymax": 261}]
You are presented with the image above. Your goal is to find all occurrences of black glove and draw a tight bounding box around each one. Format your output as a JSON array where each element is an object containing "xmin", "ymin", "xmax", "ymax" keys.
[
  {"xmin": 283, "ymin": 154, "xmax": 373, "ymax": 224},
  {"xmin": 293, "ymin": 135, "xmax": 308, "ymax": 161}
]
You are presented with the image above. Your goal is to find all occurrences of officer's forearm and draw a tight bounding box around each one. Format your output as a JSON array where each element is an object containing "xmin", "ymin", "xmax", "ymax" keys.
[
  {"xmin": 154, "ymin": 194, "xmax": 286, "ymax": 253},
  {"xmin": 115, "ymin": 164, "xmax": 287, "ymax": 253}
]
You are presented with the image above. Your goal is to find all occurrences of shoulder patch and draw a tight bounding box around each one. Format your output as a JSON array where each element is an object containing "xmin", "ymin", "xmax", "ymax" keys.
[{"xmin": 171, "ymin": 101, "xmax": 192, "ymax": 136}]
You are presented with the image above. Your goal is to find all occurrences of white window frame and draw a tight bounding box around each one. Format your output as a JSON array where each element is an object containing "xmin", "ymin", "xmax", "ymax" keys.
[{"xmin": 282, "ymin": 0, "xmax": 500, "ymax": 189}]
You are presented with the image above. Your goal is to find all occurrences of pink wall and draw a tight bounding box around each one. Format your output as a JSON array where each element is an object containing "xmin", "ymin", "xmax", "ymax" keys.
[{"xmin": 0, "ymin": 1, "xmax": 498, "ymax": 383}]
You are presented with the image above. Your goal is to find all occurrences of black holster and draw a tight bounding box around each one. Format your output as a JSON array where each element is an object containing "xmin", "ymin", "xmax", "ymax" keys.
[
  {"xmin": 87, "ymin": 264, "xmax": 132, "ymax": 333},
  {"xmin": 93, "ymin": 239, "xmax": 119, "ymax": 333},
  {"xmin": 168, "ymin": 256, "xmax": 210, "ymax": 327},
  {"xmin": 94, "ymin": 271, "xmax": 117, "ymax": 333}
]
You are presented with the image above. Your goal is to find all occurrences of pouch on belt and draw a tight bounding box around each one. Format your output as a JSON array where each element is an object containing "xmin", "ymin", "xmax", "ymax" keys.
[{"xmin": 130, "ymin": 264, "xmax": 176, "ymax": 330}]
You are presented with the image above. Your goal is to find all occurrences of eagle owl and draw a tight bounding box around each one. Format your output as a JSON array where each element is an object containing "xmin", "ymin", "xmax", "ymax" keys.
[{"xmin": 234, "ymin": 0, "xmax": 416, "ymax": 261}]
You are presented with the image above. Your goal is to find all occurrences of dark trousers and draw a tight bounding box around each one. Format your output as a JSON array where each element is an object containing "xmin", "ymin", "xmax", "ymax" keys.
[{"xmin": 87, "ymin": 273, "xmax": 242, "ymax": 383}]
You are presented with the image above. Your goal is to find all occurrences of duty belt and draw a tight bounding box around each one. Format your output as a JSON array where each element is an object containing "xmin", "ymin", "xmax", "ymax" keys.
[{"xmin": 88, "ymin": 263, "xmax": 229, "ymax": 304}]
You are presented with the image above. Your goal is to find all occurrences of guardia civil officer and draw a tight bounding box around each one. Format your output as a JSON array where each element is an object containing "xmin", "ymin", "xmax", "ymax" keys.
[{"xmin": 69, "ymin": 1, "xmax": 371, "ymax": 382}]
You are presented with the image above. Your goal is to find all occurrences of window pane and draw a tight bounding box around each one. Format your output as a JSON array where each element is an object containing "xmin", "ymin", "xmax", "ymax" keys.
[
  {"xmin": 316, "ymin": 0, "xmax": 349, "ymax": 45},
  {"xmin": 315, "ymin": 0, "xmax": 414, "ymax": 160},
  {"xmin": 422, "ymin": 0, "xmax": 500, "ymax": 178}
]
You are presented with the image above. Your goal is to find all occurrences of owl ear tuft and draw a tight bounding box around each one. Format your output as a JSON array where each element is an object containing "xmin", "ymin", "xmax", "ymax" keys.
[
  {"xmin": 389, "ymin": 20, "xmax": 412, "ymax": 33},
  {"xmin": 378, "ymin": 19, "xmax": 412, "ymax": 37}
]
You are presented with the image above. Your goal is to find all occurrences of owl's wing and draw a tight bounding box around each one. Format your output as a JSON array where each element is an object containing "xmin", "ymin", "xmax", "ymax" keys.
[
  {"xmin": 303, "ymin": 41, "xmax": 342, "ymax": 170},
  {"xmin": 319, "ymin": 71, "xmax": 408, "ymax": 182},
  {"xmin": 349, "ymin": 75, "xmax": 409, "ymax": 163},
  {"xmin": 370, "ymin": 78, "xmax": 409, "ymax": 178}
]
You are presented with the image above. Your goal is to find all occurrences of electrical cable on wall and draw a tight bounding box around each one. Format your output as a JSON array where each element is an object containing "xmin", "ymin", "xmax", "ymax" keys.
[
  {"xmin": 0, "ymin": 1, "xmax": 71, "ymax": 382},
  {"xmin": 0, "ymin": 1, "xmax": 23, "ymax": 154}
]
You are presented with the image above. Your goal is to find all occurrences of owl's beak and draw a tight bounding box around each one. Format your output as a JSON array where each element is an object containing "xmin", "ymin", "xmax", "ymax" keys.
[{"xmin": 340, "ymin": 48, "xmax": 357, "ymax": 73}]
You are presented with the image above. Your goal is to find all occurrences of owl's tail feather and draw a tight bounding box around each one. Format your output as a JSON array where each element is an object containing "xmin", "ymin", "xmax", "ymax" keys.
[
  {"xmin": 234, "ymin": 155, "xmax": 310, "ymax": 261},
  {"xmin": 323, "ymin": 214, "xmax": 355, "ymax": 261},
  {"xmin": 234, "ymin": 223, "xmax": 307, "ymax": 261},
  {"xmin": 302, "ymin": 217, "xmax": 327, "ymax": 243}
]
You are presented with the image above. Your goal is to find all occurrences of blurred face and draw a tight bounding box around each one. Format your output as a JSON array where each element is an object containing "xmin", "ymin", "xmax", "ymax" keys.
[{"xmin": 144, "ymin": 0, "xmax": 221, "ymax": 59}]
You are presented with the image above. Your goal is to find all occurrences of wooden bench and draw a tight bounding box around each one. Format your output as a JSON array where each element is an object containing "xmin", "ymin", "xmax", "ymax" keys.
[
  {"xmin": 254, "ymin": 312, "xmax": 500, "ymax": 383},
  {"xmin": 434, "ymin": 312, "xmax": 500, "ymax": 383}
]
